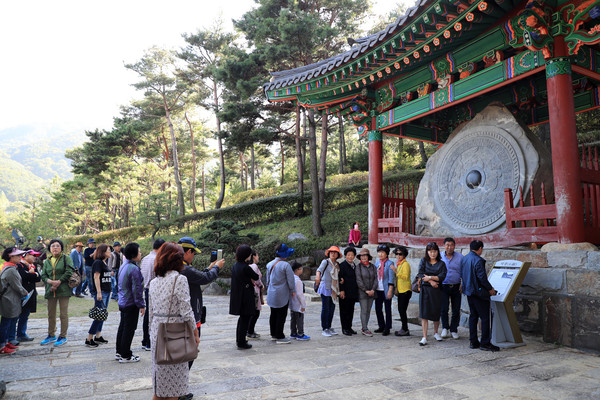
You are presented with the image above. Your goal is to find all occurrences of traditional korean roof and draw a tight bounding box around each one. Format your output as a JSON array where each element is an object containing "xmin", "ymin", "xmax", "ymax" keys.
[{"xmin": 264, "ymin": 0, "xmax": 430, "ymax": 92}]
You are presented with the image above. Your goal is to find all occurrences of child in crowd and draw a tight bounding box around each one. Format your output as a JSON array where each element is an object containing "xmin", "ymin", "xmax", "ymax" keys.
[{"xmin": 290, "ymin": 262, "xmax": 310, "ymax": 341}]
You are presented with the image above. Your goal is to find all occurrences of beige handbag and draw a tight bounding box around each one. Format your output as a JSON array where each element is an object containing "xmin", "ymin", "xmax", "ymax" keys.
[{"xmin": 155, "ymin": 274, "xmax": 198, "ymax": 365}]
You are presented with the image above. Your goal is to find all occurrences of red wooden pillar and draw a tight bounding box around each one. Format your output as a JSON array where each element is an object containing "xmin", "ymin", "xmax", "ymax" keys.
[
  {"xmin": 368, "ymin": 130, "xmax": 383, "ymax": 244},
  {"xmin": 545, "ymin": 38, "xmax": 585, "ymax": 243}
]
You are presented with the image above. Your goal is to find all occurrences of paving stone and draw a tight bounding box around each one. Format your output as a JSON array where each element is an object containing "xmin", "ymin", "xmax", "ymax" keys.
[{"xmin": 2, "ymin": 295, "xmax": 600, "ymax": 399}]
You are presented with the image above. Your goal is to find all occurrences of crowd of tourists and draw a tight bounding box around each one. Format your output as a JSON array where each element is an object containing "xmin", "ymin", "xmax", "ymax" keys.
[{"xmin": 0, "ymin": 232, "xmax": 498, "ymax": 400}]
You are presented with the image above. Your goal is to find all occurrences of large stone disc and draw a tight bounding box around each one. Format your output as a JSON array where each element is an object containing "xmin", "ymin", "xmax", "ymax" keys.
[{"xmin": 433, "ymin": 126, "xmax": 525, "ymax": 234}]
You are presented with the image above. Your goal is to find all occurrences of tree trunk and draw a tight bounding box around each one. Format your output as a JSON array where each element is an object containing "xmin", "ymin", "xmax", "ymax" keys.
[
  {"xmin": 280, "ymin": 140, "xmax": 285, "ymax": 186},
  {"xmin": 214, "ymin": 80, "xmax": 226, "ymax": 209},
  {"xmin": 398, "ymin": 137, "xmax": 404, "ymax": 153},
  {"xmin": 164, "ymin": 107, "xmax": 185, "ymax": 216},
  {"xmin": 185, "ymin": 113, "xmax": 198, "ymax": 214},
  {"xmin": 339, "ymin": 117, "xmax": 346, "ymax": 174},
  {"xmin": 239, "ymin": 151, "xmax": 246, "ymax": 190},
  {"xmin": 201, "ymin": 163, "xmax": 206, "ymax": 212},
  {"xmin": 418, "ymin": 141, "xmax": 428, "ymax": 168},
  {"xmin": 307, "ymin": 108, "xmax": 324, "ymax": 236},
  {"xmin": 250, "ymin": 144, "xmax": 256, "ymax": 190},
  {"xmin": 318, "ymin": 110, "xmax": 328, "ymax": 216},
  {"xmin": 295, "ymin": 105, "xmax": 304, "ymax": 216}
]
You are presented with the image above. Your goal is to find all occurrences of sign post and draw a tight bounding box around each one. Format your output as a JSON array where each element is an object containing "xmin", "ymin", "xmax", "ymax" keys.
[{"xmin": 488, "ymin": 260, "xmax": 530, "ymax": 348}]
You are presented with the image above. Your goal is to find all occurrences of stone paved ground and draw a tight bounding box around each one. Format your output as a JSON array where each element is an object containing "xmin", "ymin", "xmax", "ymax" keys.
[{"xmin": 1, "ymin": 295, "xmax": 599, "ymax": 400}]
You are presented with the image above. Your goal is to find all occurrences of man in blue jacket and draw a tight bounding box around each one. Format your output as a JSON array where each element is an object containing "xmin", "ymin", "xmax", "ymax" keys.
[
  {"xmin": 116, "ymin": 242, "xmax": 145, "ymax": 363},
  {"xmin": 461, "ymin": 240, "xmax": 499, "ymax": 352}
]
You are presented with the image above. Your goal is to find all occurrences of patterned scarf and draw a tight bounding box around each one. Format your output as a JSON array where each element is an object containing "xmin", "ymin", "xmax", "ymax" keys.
[
  {"xmin": 330, "ymin": 259, "xmax": 340, "ymax": 303},
  {"xmin": 378, "ymin": 258, "xmax": 388, "ymax": 280}
]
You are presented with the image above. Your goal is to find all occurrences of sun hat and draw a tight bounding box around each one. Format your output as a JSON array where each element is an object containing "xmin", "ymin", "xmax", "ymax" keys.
[
  {"xmin": 87, "ymin": 238, "xmax": 96, "ymax": 244},
  {"xmin": 358, "ymin": 248, "xmax": 372, "ymax": 260},
  {"xmin": 178, "ymin": 237, "xmax": 201, "ymax": 254},
  {"xmin": 8, "ymin": 248, "xmax": 26, "ymax": 257},
  {"xmin": 275, "ymin": 243, "xmax": 295, "ymax": 258},
  {"xmin": 75, "ymin": 242, "xmax": 84, "ymax": 247},
  {"xmin": 325, "ymin": 246, "xmax": 341, "ymax": 257},
  {"xmin": 24, "ymin": 249, "xmax": 41, "ymax": 257}
]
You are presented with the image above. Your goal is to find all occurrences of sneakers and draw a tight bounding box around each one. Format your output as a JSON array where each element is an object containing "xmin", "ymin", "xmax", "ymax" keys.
[
  {"xmin": 382, "ymin": 329, "xmax": 390, "ymax": 336},
  {"xmin": 246, "ymin": 333, "xmax": 260, "ymax": 339},
  {"xmin": 0, "ymin": 346, "xmax": 16, "ymax": 354},
  {"xmin": 321, "ymin": 329, "xmax": 332, "ymax": 337},
  {"xmin": 451, "ymin": 332, "xmax": 459, "ymax": 339},
  {"xmin": 5, "ymin": 343, "xmax": 18, "ymax": 350},
  {"xmin": 419, "ymin": 337, "xmax": 428, "ymax": 346},
  {"xmin": 18, "ymin": 335, "xmax": 34, "ymax": 342},
  {"xmin": 40, "ymin": 336, "xmax": 57, "ymax": 345},
  {"xmin": 441, "ymin": 328, "xmax": 450, "ymax": 338},
  {"xmin": 142, "ymin": 345, "xmax": 151, "ymax": 351},
  {"xmin": 275, "ymin": 338, "xmax": 291, "ymax": 344},
  {"xmin": 54, "ymin": 337, "xmax": 68, "ymax": 346},
  {"xmin": 119, "ymin": 354, "xmax": 141, "ymax": 363},
  {"xmin": 295, "ymin": 335, "xmax": 311, "ymax": 341},
  {"xmin": 329, "ymin": 328, "xmax": 338, "ymax": 336},
  {"xmin": 394, "ymin": 329, "xmax": 410, "ymax": 336},
  {"xmin": 290, "ymin": 334, "xmax": 299, "ymax": 339},
  {"xmin": 94, "ymin": 336, "xmax": 108, "ymax": 344},
  {"xmin": 480, "ymin": 343, "xmax": 500, "ymax": 352},
  {"xmin": 85, "ymin": 339, "xmax": 99, "ymax": 348},
  {"xmin": 361, "ymin": 329, "xmax": 373, "ymax": 337},
  {"xmin": 374, "ymin": 328, "xmax": 384, "ymax": 333},
  {"xmin": 115, "ymin": 353, "xmax": 122, "ymax": 360},
  {"xmin": 433, "ymin": 333, "xmax": 443, "ymax": 341}
]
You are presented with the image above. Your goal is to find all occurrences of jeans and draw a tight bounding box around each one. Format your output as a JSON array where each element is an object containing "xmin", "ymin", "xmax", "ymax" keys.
[
  {"xmin": 467, "ymin": 295, "xmax": 491, "ymax": 345},
  {"xmin": 111, "ymin": 275, "xmax": 118, "ymax": 299},
  {"xmin": 88, "ymin": 291, "xmax": 110, "ymax": 335},
  {"xmin": 339, "ymin": 297, "xmax": 356, "ymax": 331},
  {"xmin": 396, "ymin": 291, "xmax": 412, "ymax": 331},
  {"xmin": 358, "ymin": 293, "xmax": 375, "ymax": 331},
  {"xmin": 269, "ymin": 303, "xmax": 288, "ymax": 339},
  {"xmin": 16, "ymin": 308, "xmax": 32, "ymax": 339},
  {"xmin": 375, "ymin": 290, "xmax": 392, "ymax": 330},
  {"xmin": 248, "ymin": 309, "xmax": 260, "ymax": 335},
  {"xmin": 74, "ymin": 265, "xmax": 86, "ymax": 295},
  {"xmin": 441, "ymin": 284, "xmax": 462, "ymax": 332},
  {"xmin": 85, "ymin": 265, "xmax": 95, "ymax": 297},
  {"xmin": 116, "ymin": 305, "xmax": 140, "ymax": 359},
  {"xmin": 290, "ymin": 311, "xmax": 304, "ymax": 336},
  {"xmin": 0, "ymin": 316, "xmax": 17, "ymax": 347},
  {"xmin": 141, "ymin": 288, "xmax": 150, "ymax": 347},
  {"xmin": 7, "ymin": 317, "xmax": 18, "ymax": 341},
  {"xmin": 320, "ymin": 295, "xmax": 335, "ymax": 330}
]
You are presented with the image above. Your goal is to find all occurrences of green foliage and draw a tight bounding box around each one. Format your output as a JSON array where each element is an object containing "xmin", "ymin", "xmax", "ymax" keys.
[{"xmin": 196, "ymin": 220, "xmax": 259, "ymax": 254}]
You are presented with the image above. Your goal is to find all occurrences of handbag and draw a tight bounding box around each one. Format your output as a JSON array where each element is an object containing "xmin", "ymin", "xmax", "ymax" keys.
[
  {"xmin": 411, "ymin": 276, "xmax": 421, "ymax": 293},
  {"xmin": 68, "ymin": 267, "xmax": 81, "ymax": 289},
  {"xmin": 89, "ymin": 305, "xmax": 108, "ymax": 321},
  {"xmin": 155, "ymin": 274, "xmax": 198, "ymax": 365}
]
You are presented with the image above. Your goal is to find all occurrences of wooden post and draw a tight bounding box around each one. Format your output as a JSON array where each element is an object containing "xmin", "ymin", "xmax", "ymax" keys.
[
  {"xmin": 545, "ymin": 37, "xmax": 585, "ymax": 243},
  {"xmin": 368, "ymin": 130, "xmax": 383, "ymax": 244}
]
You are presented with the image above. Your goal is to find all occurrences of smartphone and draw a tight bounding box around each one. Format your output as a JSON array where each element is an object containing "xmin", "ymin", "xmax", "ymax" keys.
[
  {"xmin": 217, "ymin": 249, "xmax": 223, "ymax": 260},
  {"xmin": 210, "ymin": 250, "xmax": 217, "ymax": 262}
]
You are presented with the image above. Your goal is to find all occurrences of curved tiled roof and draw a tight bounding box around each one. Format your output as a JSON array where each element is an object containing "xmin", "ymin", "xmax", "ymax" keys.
[{"xmin": 264, "ymin": 0, "xmax": 430, "ymax": 91}]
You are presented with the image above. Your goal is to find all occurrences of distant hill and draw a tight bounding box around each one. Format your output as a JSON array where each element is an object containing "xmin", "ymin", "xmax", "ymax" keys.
[{"xmin": 0, "ymin": 124, "xmax": 85, "ymax": 204}]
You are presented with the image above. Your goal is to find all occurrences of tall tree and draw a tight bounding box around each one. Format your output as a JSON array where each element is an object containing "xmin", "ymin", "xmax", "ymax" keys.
[
  {"xmin": 180, "ymin": 23, "xmax": 234, "ymax": 209},
  {"xmin": 126, "ymin": 47, "xmax": 188, "ymax": 216}
]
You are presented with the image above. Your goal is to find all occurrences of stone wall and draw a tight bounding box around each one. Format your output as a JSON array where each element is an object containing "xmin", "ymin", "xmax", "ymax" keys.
[{"xmin": 402, "ymin": 247, "xmax": 600, "ymax": 352}]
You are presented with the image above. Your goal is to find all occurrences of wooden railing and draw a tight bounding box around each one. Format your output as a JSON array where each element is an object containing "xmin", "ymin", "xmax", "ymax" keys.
[
  {"xmin": 504, "ymin": 184, "xmax": 556, "ymax": 229},
  {"xmin": 380, "ymin": 182, "xmax": 417, "ymax": 236},
  {"xmin": 581, "ymin": 144, "xmax": 600, "ymax": 243}
]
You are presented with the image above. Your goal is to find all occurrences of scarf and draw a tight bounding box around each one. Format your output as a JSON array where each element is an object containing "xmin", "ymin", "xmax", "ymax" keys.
[
  {"xmin": 360, "ymin": 260, "xmax": 370, "ymax": 266},
  {"xmin": 329, "ymin": 259, "xmax": 340, "ymax": 303},
  {"xmin": 378, "ymin": 258, "xmax": 388, "ymax": 280}
]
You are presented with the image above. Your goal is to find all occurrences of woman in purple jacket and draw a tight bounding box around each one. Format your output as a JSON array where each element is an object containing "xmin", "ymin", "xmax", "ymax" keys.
[{"xmin": 115, "ymin": 243, "xmax": 146, "ymax": 363}]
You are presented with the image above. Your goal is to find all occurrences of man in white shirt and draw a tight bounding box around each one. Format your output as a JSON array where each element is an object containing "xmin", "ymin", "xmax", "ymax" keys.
[{"xmin": 139, "ymin": 238, "xmax": 165, "ymax": 350}]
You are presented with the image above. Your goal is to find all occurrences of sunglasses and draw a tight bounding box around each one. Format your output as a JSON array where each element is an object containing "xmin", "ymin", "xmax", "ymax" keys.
[{"xmin": 427, "ymin": 242, "xmax": 437, "ymax": 246}]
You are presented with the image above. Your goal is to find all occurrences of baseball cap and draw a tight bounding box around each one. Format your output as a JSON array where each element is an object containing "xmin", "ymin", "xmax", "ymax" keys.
[{"xmin": 178, "ymin": 237, "xmax": 201, "ymax": 254}]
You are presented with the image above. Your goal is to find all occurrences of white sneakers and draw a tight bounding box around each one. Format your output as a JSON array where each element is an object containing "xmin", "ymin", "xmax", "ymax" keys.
[
  {"xmin": 441, "ymin": 328, "xmax": 450, "ymax": 338},
  {"xmin": 451, "ymin": 332, "xmax": 459, "ymax": 339},
  {"xmin": 419, "ymin": 337, "xmax": 428, "ymax": 346},
  {"xmin": 433, "ymin": 333, "xmax": 443, "ymax": 341},
  {"xmin": 322, "ymin": 329, "xmax": 332, "ymax": 337}
]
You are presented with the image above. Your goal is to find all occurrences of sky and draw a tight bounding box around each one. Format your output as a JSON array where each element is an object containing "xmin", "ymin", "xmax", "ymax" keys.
[{"xmin": 0, "ymin": 0, "xmax": 405, "ymax": 136}]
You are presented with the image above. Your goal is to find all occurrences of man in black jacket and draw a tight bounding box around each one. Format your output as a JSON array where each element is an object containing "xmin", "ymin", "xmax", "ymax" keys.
[
  {"xmin": 178, "ymin": 238, "xmax": 224, "ymax": 360},
  {"xmin": 461, "ymin": 240, "xmax": 498, "ymax": 352}
]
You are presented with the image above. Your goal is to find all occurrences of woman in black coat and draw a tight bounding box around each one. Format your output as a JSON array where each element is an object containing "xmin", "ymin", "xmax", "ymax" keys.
[
  {"xmin": 338, "ymin": 247, "xmax": 359, "ymax": 336},
  {"xmin": 229, "ymin": 245, "xmax": 259, "ymax": 350},
  {"xmin": 15, "ymin": 250, "xmax": 41, "ymax": 342}
]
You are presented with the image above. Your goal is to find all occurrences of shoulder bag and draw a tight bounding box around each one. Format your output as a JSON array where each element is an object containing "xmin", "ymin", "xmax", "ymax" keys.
[
  {"xmin": 314, "ymin": 260, "xmax": 328, "ymax": 292},
  {"xmin": 155, "ymin": 274, "xmax": 199, "ymax": 365},
  {"xmin": 411, "ymin": 276, "xmax": 421, "ymax": 293}
]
